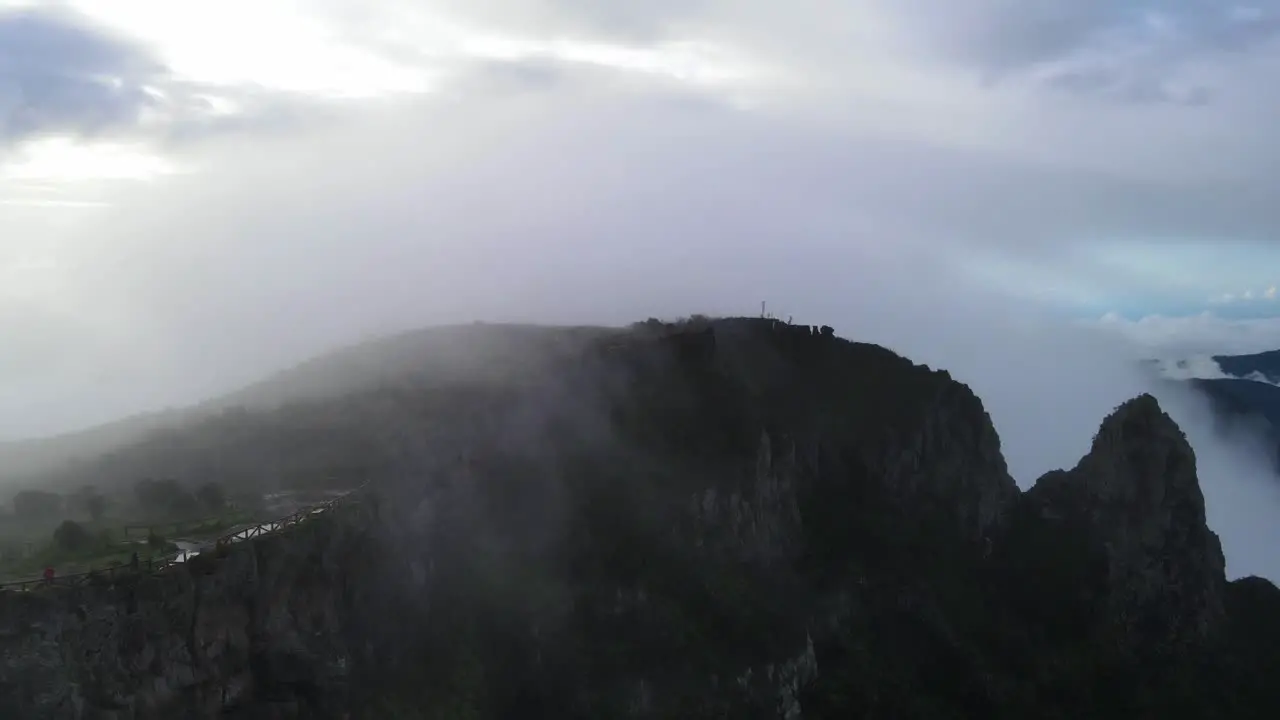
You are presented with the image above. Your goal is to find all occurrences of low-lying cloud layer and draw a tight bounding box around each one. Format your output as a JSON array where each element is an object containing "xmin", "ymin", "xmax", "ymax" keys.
[
  {"xmin": 874, "ymin": 295, "xmax": 1280, "ymax": 583},
  {"xmin": 3, "ymin": 0, "xmax": 1280, "ymax": 581},
  {"xmin": 1100, "ymin": 312, "xmax": 1280, "ymax": 356}
]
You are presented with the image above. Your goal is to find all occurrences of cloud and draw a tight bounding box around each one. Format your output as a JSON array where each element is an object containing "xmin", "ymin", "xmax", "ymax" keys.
[
  {"xmin": 892, "ymin": 1, "xmax": 1280, "ymax": 103},
  {"xmin": 1142, "ymin": 355, "xmax": 1236, "ymax": 382},
  {"xmin": 1, "ymin": 0, "xmax": 1279, "ymax": 431},
  {"xmin": 1097, "ymin": 312, "xmax": 1280, "ymax": 355},
  {"xmin": 0, "ymin": 6, "xmax": 165, "ymax": 142},
  {"xmin": 0, "ymin": 3, "xmax": 399, "ymax": 178},
  {"xmin": 1, "ymin": 0, "xmax": 1280, "ymax": 583},
  {"xmin": 1156, "ymin": 385, "xmax": 1280, "ymax": 582}
]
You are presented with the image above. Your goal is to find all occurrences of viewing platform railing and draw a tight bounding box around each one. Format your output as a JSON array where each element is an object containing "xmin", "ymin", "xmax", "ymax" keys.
[{"xmin": 0, "ymin": 482, "xmax": 369, "ymax": 594}]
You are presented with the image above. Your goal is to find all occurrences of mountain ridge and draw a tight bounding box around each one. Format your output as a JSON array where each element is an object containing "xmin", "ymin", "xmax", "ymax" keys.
[
  {"xmin": 1213, "ymin": 349, "xmax": 1280, "ymax": 384},
  {"xmin": 2, "ymin": 317, "xmax": 1279, "ymax": 717},
  {"xmin": 0, "ymin": 322, "xmax": 619, "ymax": 489}
]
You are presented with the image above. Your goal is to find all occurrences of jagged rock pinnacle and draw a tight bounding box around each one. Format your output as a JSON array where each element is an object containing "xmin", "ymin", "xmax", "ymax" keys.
[
  {"xmin": 1086, "ymin": 393, "xmax": 1198, "ymax": 498},
  {"xmin": 1019, "ymin": 393, "xmax": 1227, "ymax": 651}
]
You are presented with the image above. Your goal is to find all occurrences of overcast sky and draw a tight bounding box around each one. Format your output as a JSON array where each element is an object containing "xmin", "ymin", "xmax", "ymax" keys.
[
  {"xmin": 3, "ymin": 0, "xmax": 1280, "ymax": 420},
  {"xmin": 4, "ymin": 0, "xmax": 1280, "ymax": 579}
]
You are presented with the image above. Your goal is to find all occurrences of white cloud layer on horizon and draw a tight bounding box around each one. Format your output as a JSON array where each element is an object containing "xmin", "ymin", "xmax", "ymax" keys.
[
  {"xmin": 4, "ymin": 0, "xmax": 1280, "ymax": 581},
  {"xmin": 1097, "ymin": 312, "xmax": 1280, "ymax": 355}
]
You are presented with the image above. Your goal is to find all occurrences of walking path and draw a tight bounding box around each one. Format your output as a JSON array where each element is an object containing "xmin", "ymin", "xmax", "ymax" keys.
[{"xmin": 0, "ymin": 483, "xmax": 368, "ymax": 592}]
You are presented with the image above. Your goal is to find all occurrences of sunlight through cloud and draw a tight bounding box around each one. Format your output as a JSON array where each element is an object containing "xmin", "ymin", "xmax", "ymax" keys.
[
  {"xmin": 1, "ymin": 136, "xmax": 177, "ymax": 182},
  {"xmin": 65, "ymin": 0, "xmax": 436, "ymax": 98}
]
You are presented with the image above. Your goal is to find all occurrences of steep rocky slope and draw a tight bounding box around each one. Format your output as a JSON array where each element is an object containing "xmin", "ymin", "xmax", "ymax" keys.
[
  {"xmin": 3, "ymin": 317, "xmax": 1279, "ymax": 718},
  {"xmin": 351, "ymin": 318, "xmax": 1280, "ymax": 718}
]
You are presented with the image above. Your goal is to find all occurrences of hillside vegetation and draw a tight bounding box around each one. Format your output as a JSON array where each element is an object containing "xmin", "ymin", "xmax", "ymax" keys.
[{"xmin": 1, "ymin": 323, "xmax": 621, "ymax": 496}]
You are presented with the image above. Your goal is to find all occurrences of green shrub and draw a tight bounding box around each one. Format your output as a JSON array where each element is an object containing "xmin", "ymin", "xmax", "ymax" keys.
[{"xmin": 52, "ymin": 520, "xmax": 94, "ymax": 553}]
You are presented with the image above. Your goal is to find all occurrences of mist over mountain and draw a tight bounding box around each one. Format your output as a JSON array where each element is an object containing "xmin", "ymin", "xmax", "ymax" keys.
[
  {"xmin": 5, "ymin": 317, "xmax": 1280, "ymax": 718},
  {"xmin": 5, "ymin": 0, "xmax": 1280, "ymax": 715},
  {"xmin": 1145, "ymin": 349, "xmax": 1280, "ymax": 476},
  {"xmin": 6, "ymin": 310, "xmax": 1280, "ymax": 588},
  {"xmin": 1214, "ymin": 350, "xmax": 1280, "ymax": 385}
]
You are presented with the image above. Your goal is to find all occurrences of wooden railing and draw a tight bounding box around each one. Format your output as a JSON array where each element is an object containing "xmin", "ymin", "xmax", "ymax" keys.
[
  {"xmin": 0, "ymin": 554, "xmax": 166, "ymax": 594},
  {"xmin": 0, "ymin": 482, "xmax": 370, "ymax": 594},
  {"xmin": 176, "ymin": 482, "xmax": 368, "ymax": 557}
]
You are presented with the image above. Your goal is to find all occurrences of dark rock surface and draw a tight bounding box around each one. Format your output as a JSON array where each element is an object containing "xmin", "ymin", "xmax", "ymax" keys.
[
  {"xmin": 3, "ymin": 317, "xmax": 1279, "ymax": 718},
  {"xmin": 1005, "ymin": 394, "xmax": 1226, "ymax": 653},
  {"xmin": 0, "ymin": 504, "xmax": 374, "ymax": 719}
]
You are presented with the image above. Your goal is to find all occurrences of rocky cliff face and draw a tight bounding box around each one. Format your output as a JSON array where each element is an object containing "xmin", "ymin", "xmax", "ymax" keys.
[
  {"xmin": 0, "ymin": 502, "xmax": 374, "ymax": 719},
  {"xmin": 351, "ymin": 318, "xmax": 1280, "ymax": 718},
  {"xmin": 4, "ymin": 317, "xmax": 1280, "ymax": 719},
  {"xmin": 1006, "ymin": 395, "xmax": 1226, "ymax": 653}
]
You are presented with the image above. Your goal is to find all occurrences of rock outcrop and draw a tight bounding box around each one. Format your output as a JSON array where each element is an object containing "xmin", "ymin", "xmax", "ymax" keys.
[
  {"xmin": 0, "ymin": 503, "xmax": 374, "ymax": 719},
  {"xmin": 2, "ymin": 317, "xmax": 1279, "ymax": 718},
  {"xmin": 1003, "ymin": 395, "xmax": 1226, "ymax": 654}
]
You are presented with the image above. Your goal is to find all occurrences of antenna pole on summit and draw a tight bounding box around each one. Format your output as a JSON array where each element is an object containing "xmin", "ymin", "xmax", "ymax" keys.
[{"xmin": 761, "ymin": 301, "xmax": 766, "ymax": 318}]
